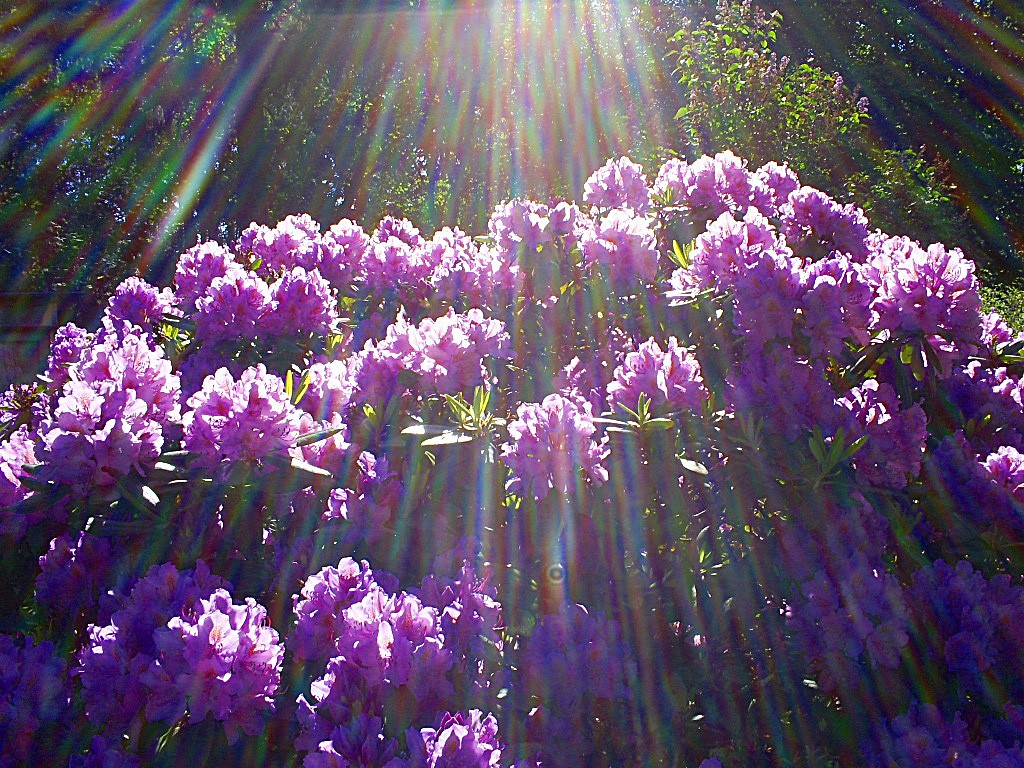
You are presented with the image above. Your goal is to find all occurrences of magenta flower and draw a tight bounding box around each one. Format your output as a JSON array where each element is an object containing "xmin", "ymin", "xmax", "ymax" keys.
[
  {"xmin": 607, "ymin": 337, "xmax": 707, "ymax": 413},
  {"xmin": 582, "ymin": 155, "xmax": 651, "ymax": 214},
  {"xmin": 779, "ymin": 186, "xmax": 869, "ymax": 259},
  {"xmin": 173, "ymin": 240, "xmax": 244, "ymax": 311},
  {"xmin": 682, "ymin": 208, "xmax": 784, "ymax": 291},
  {"xmin": 104, "ymin": 276, "xmax": 177, "ymax": 333},
  {"xmin": 867, "ymin": 237, "xmax": 982, "ymax": 355},
  {"xmin": 580, "ymin": 208, "xmax": 659, "ymax": 283},
  {"xmin": 407, "ymin": 710, "xmax": 505, "ymax": 768},
  {"xmin": 501, "ymin": 393, "xmax": 609, "ymax": 500},
  {"xmin": 319, "ymin": 218, "xmax": 371, "ymax": 290},
  {"xmin": 239, "ymin": 213, "xmax": 322, "ymax": 276},
  {"xmin": 263, "ymin": 266, "xmax": 340, "ymax": 337},
  {"xmin": 0, "ymin": 426, "xmax": 39, "ymax": 537},
  {"xmin": 373, "ymin": 309, "xmax": 512, "ymax": 395},
  {"xmin": 156, "ymin": 589, "xmax": 284, "ymax": 744},
  {"xmin": 193, "ymin": 269, "xmax": 274, "ymax": 343},
  {"xmin": 653, "ymin": 151, "xmax": 761, "ymax": 219},
  {"xmin": 488, "ymin": 199, "xmax": 554, "ymax": 253},
  {"xmin": 183, "ymin": 364, "xmax": 303, "ymax": 467}
]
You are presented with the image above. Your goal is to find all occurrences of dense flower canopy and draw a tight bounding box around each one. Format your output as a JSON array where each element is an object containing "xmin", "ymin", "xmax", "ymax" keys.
[{"xmin": 2, "ymin": 151, "xmax": 1024, "ymax": 767}]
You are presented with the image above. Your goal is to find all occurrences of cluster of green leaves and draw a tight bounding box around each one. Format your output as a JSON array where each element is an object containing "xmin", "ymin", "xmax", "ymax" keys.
[
  {"xmin": 670, "ymin": 1, "xmax": 868, "ymax": 176},
  {"xmin": 668, "ymin": 0, "xmax": 1024, "ymax": 324}
]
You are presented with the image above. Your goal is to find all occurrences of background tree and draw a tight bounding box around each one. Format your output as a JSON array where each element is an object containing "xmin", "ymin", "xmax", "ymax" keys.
[
  {"xmin": 669, "ymin": 0, "xmax": 1024, "ymax": 322},
  {"xmin": 669, "ymin": 0, "xmax": 968, "ymax": 250}
]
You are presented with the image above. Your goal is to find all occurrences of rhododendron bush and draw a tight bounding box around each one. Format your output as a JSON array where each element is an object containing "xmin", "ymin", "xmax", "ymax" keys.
[{"xmin": 3, "ymin": 151, "xmax": 1024, "ymax": 767}]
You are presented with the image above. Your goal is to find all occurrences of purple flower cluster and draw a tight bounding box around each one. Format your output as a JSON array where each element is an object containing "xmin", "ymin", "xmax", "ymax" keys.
[
  {"xmin": 183, "ymin": 364, "xmax": 302, "ymax": 467},
  {"xmin": 0, "ymin": 425, "xmax": 39, "ymax": 538},
  {"xmin": 580, "ymin": 208, "xmax": 659, "ymax": 283},
  {"xmin": 8, "ymin": 151, "xmax": 1024, "ymax": 767},
  {"xmin": 305, "ymin": 712, "xmax": 403, "ymax": 768},
  {"xmin": 0, "ymin": 635, "xmax": 69, "ymax": 768},
  {"xmin": 501, "ymin": 393, "xmax": 609, "ymax": 500},
  {"xmin": 323, "ymin": 451, "xmax": 402, "ymax": 546},
  {"xmin": 173, "ymin": 240, "xmax": 243, "ymax": 312},
  {"xmin": 606, "ymin": 336, "xmax": 707, "ymax": 414},
  {"xmin": 653, "ymin": 151, "xmax": 764, "ymax": 219},
  {"xmin": 582, "ymin": 156, "xmax": 651, "ymax": 214},
  {"xmin": 779, "ymin": 186, "xmax": 869, "ymax": 259},
  {"xmin": 34, "ymin": 331, "xmax": 179, "ymax": 490},
  {"xmin": 295, "ymin": 557, "xmax": 505, "ymax": 762},
  {"xmin": 193, "ymin": 268, "xmax": 274, "ymax": 343},
  {"xmin": 103, "ymin": 276, "xmax": 177, "ymax": 336},
  {"xmin": 239, "ymin": 213, "xmax": 323, "ymax": 276},
  {"xmin": 428, "ymin": 227, "xmax": 522, "ymax": 311},
  {"xmin": 77, "ymin": 562, "xmax": 230, "ymax": 739},
  {"xmin": 786, "ymin": 551, "xmax": 910, "ymax": 692},
  {"xmin": 291, "ymin": 557, "xmax": 380, "ymax": 662},
  {"xmin": 866, "ymin": 236, "xmax": 983, "ymax": 360},
  {"xmin": 44, "ymin": 322, "xmax": 93, "ymax": 389},
  {"xmin": 373, "ymin": 309, "xmax": 512, "ymax": 395},
  {"xmin": 263, "ymin": 266, "xmax": 340, "ymax": 337},
  {"xmin": 406, "ymin": 710, "xmax": 505, "ymax": 768},
  {"xmin": 840, "ymin": 380, "xmax": 928, "ymax": 489},
  {"xmin": 155, "ymin": 588, "xmax": 284, "ymax": 743}
]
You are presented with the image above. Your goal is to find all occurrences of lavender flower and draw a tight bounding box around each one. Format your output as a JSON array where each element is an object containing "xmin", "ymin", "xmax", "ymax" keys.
[
  {"xmin": 580, "ymin": 208, "xmax": 659, "ymax": 283},
  {"xmin": 173, "ymin": 240, "xmax": 244, "ymax": 312},
  {"xmin": 779, "ymin": 186, "xmax": 869, "ymax": 260},
  {"xmin": 753, "ymin": 161, "xmax": 800, "ymax": 216},
  {"xmin": 488, "ymin": 199, "xmax": 554, "ymax": 253},
  {"xmin": 374, "ymin": 216, "xmax": 425, "ymax": 249},
  {"xmin": 104, "ymin": 277, "xmax": 177, "ymax": 334},
  {"xmin": 374, "ymin": 309, "xmax": 512, "ymax": 395},
  {"xmin": 501, "ymin": 393, "xmax": 609, "ymax": 500},
  {"xmin": 239, "ymin": 213, "xmax": 322, "ymax": 276},
  {"xmin": 44, "ymin": 322, "xmax": 93, "ymax": 389},
  {"xmin": 263, "ymin": 266, "xmax": 340, "ymax": 337},
  {"xmin": 154, "ymin": 588, "xmax": 284, "ymax": 743},
  {"xmin": 653, "ymin": 151, "xmax": 760, "ymax": 220},
  {"xmin": 582, "ymin": 156, "xmax": 651, "ymax": 214},
  {"xmin": 680, "ymin": 208, "xmax": 784, "ymax": 292},
  {"xmin": 606, "ymin": 337, "xmax": 707, "ymax": 414},
  {"xmin": 871, "ymin": 702, "xmax": 1024, "ymax": 767},
  {"xmin": 840, "ymin": 380, "xmax": 928, "ymax": 489},
  {"xmin": 292, "ymin": 557, "xmax": 379, "ymax": 662},
  {"xmin": 0, "ymin": 426, "xmax": 40, "ymax": 538},
  {"xmin": 867, "ymin": 238, "xmax": 983, "ymax": 362},
  {"xmin": 77, "ymin": 561, "xmax": 229, "ymax": 738},
  {"xmin": 319, "ymin": 218, "xmax": 371, "ymax": 291},
  {"xmin": 193, "ymin": 269, "xmax": 274, "ymax": 343},
  {"xmin": 183, "ymin": 364, "xmax": 303, "ymax": 467},
  {"xmin": 799, "ymin": 255, "xmax": 873, "ymax": 357},
  {"xmin": 406, "ymin": 710, "xmax": 504, "ymax": 768}
]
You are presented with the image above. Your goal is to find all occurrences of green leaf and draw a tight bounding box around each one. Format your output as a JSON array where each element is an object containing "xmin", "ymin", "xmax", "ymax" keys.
[
  {"xmin": 679, "ymin": 458, "xmax": 709, "ymax": 475},
  {"xmin": 401, "ymin": 423, "xmax": 454, "ymax": 436},
  {"xmin": 294, "ymin": 426, "xmax": 346, "ymax": 447},
  {"xmin": 421, "ymin": 431, "xmax": 475, "ymax": 447},
  {"xmin": 643, "ymin": 418, "xmax": 676, "ymax": 432}
]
